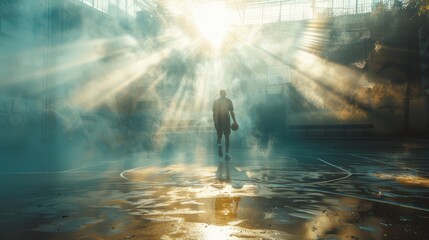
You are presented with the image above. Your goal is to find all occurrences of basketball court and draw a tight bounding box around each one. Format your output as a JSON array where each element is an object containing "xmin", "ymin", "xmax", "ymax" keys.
[
  {"xmin": 1, "ymin": 137, "xmax": 428, "ymax": 239},
  {"xmin": 1, "ymin": 1, "xmax": 429, "ymax": 239}
]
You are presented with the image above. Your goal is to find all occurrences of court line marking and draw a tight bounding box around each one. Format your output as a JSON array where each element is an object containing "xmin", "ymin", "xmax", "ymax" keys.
[
  {"xmin": 350, "ymin": 154, "xmax": 426, "ymax": 174},
  {"xmin": 61, "ymin": 154, "xmax": 144, "ymax": 173},
  {"xmin": 357, "ymin": 154, "xmax": 429, "ymax": 159},
  {"xmin": 119, "ymin": 154, "xmax": 354, "ymax": 184},
  {"xmin": 311, "ymin": 158, "xmax": 353, "ymax": 184},
  {"xmin": 231, "ymin": 155, "xmax": 354, "ymax": 186},
  {"xmin": 0, "ymin": 154, "xmax": 143, "ymax": 175},
  {"xmin": 314, "ymin": 189, "xmax": 429, "ymax": 212},
  {"xmin": 296, "ymin": 155, "xmax": 429, "ymax": 212},
  {"xmin": 119, "ymin": 152, "xmax": 225, "ymax": 180},
  {"xmin": 0, "ymin": 171, "xmax": 123, "ymax": 175},
  {"xmin": 120, "ymin": 161, "xmax": 166, "ymax": 180},
  {"xmin": 61, "ymin": 161, "xmax": 112, "ymax": 173},
  {"xmin": 118, "ymin": 154, "xmax": 429, "ymax": 212}
]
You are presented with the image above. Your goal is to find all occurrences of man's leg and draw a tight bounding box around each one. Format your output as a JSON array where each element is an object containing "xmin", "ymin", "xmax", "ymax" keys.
[
  {"xmin": 224, "ymin": 122, "xmax": 231, "ymax": 160},
  {"xmin": 217, "ymin": 131, "xmax": 222, "ymax": 145},
  {"xmin": 217, "ymin": 129, "xmax": 223, "ymax": 157},
  {"xmin": 225, "ymin": 133, "xmax": 230, "ymax": 160}
]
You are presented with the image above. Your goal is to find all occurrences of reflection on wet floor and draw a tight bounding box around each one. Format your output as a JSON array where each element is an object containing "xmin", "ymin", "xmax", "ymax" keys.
[{"xmin": 0, "ymin": 139, "xmax": 429, "ymax": 239}]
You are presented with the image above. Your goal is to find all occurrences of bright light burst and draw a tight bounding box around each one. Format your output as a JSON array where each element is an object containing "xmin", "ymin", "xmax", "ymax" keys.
[
  {"xmin": 198, "ymin": 224, "xmax": 235, "ymax": 240},
  {"xmin": 191, "ymin": 3, "xmax": 230, "ymax": 49}
]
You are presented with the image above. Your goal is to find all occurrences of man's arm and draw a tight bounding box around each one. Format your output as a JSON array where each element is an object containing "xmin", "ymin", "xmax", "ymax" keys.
[
  {"xmin": 229, "ymin": 99, "xmax": 237, "ymax": 124},
  {"xmin": 213, "ymin": 111, "xmax": 217, "ymax": 126},
  {"xmin": 230, "ymin": 110, "xmax": 237, "ymax": 124},
  {"xmin": 213, "ymin": 101, "xmax": 217, "ymax": 127}
]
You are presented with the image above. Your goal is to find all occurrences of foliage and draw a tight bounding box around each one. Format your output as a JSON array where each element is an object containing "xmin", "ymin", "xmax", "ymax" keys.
[{"xmin": 407, "ymin": 0, "xmax": 429, "ymax": 16}]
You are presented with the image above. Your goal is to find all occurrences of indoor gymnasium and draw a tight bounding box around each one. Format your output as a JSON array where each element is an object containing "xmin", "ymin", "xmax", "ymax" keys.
[{"xmin": 0, "ymin": 0, "xmax": 428, "ymax": 239}]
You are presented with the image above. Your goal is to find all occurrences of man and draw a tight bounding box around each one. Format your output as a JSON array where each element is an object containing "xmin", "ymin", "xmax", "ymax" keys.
[{"xmin": 213, "ymin": 90, "xmax": 237, "ymax": 160}]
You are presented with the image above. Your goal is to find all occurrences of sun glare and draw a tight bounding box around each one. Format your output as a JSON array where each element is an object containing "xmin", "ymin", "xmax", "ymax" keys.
[
  {"xmin": 192, "ymin": 3, "xmax": 230, "ymax": 48},
  {"xmin": 199, "ymin": 224, "xmax": 234, "ymax": 240}
]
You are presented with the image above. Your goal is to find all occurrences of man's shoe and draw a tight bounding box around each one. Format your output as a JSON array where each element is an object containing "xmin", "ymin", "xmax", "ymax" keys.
[
  {"xmin": 218, "ymin": 145, "xmax": 223, "ymax": 157},
  {"xmin": 225, "ymin": 154, "xmax": 231, "ymax": 161}
]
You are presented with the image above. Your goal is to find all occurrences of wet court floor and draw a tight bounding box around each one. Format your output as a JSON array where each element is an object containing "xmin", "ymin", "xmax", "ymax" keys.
[{"xmin": 1, "ymin": 138, "xmax": 429, "ymax": 240}]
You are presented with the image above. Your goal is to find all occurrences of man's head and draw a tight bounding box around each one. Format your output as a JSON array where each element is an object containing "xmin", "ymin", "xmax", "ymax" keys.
[{"xmin": 220, "ymin": 90, "xmax": 226, "ymax": 97}]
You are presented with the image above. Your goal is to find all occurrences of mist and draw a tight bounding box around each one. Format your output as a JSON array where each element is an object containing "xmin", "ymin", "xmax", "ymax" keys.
[{"xmin": 1, "ymin": 0, "xmax": 428, "ymax": 172}]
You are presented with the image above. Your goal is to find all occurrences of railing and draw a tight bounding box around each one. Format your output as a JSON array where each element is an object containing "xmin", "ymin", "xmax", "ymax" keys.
[
  {"xmin": 74, "ymin": 0, "xmax": 399, "ymax": 24},
  {"xmin": 289, "ymin": 123, "xmax": 375, "ymax": 135},
  {"xmin": 228, "ymin": 0, "xmax": 397, "ymax": 25},
  {"xmin": 74, "ymin": 0, "xmax": 156, "ymax": 17}
]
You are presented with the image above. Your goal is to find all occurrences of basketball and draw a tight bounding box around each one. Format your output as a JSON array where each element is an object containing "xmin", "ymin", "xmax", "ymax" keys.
[{"xmin": 231, "ymin": 122, "xmax": 239, "ymax": 131}]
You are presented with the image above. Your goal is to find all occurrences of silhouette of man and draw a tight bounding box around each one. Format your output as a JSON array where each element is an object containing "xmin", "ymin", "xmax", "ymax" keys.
[{"xmin": 213, "ymin": 90, "xmax": 237, "ymax": 160}]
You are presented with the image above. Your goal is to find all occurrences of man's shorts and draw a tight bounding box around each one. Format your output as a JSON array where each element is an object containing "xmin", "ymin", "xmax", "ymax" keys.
[{"xmin": 215, "ymin": 120, "xmax": 231, "ymax": 136}]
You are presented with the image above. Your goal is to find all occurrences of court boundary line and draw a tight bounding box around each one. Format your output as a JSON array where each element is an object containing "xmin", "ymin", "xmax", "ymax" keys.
[
  {"xmin": 314, "ymin": 189, "xmax": 429, "ymax": 212},
  {"xmin": 61, "ymin": 161, "xmax": 112, "ymax": 173},
  {"xmin": 350, "ymin": 154, "xmax": 426, "ymax": 174},
  {"xmin": 119, "ymin": 154, "xmax": 429, "ymax": 212},
  {"xmin": 356, "ymin": 153, "xmax": 429, "ymax": 159},
  {"xmin": 118, "ymin": 155, "xmax": 353, "ymax": 185},
  {"xmin": 311, "ymin": 157, "xmax": 353, "ymax": 184},
  {"xmin": 0, "ymin": 171, "xmax": 124, "ymax": 175}
]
